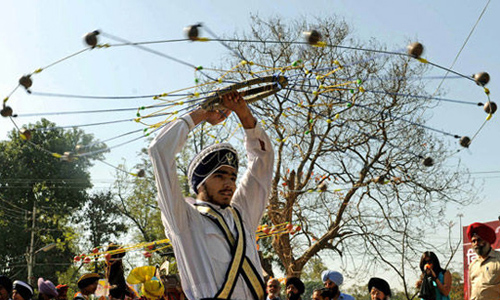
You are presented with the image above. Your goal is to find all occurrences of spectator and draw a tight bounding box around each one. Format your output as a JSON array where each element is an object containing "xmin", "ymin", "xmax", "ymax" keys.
[
  {"xmin": 37, "ymin": 278, "xmax": 58, "ymax": 300},
  {"xmin": 321, "ymin": 271, "xmax": 355, "ymax": 300},
  {"xmin": 55, "ymin": 285, "xmax": 68, "ymax": 300},
  {"xmin": 285, "ymin": 277, "xmax": 304, "ymax": 300},
  {"xmin": 415, "ymin": 252, "xmax": 451, "ymax": 300},
  {"xmin": 74, "ymin": 274, "xmax": 100, "ymax": 300},
  {"xmin": 468, "ymin": 222, "xmax": 500, "ymax": 300},
  {"xmin": 266, "ymin": 278, "xmax": 282, "ymax": 300},
  {"xmin": 368, "ymin": 278, "xmax": 391, "ymax": 300},
  {"xmin": 0, "ymin": 276, "xmax": 12, "ymax": 300},
  {"xmin": 12, "ymin": 281, "xmax": 33, "ymax": 300},
  {"xmin": 312, "ymin": 288, "xmax": 335, "ymax": 300}
]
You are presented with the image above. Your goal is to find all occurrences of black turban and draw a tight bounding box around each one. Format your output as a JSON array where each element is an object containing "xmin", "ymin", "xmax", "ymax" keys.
[
  {"xmin": 13, "ymin": 280, "xmax": 33, "ymax": 300},
  {"xmin": 368, "ymin": 277, "xmax": 391, "ymax": 297},
  {"xmin": 188, "ymin": 143, "xmax": 239, "ymax": 194}
]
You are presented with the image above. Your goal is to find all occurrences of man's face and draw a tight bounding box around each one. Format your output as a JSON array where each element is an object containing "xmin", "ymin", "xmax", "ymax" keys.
[
  {"xmin": 471, "ymin": 235, "xmax": 491, "ymax": 257},
  {"xmin": 0, "ymin": 286, "xmax": 9, "ymax": 300},
  {"xmin": 82, "ymin": 281, "xmax": 98, "ymax": 295},
  {"xmin": 200, "ymin": 166, "xmax": 237, "ymax": 208},
  {"xmin": 56, "ymin": 290, "xmax": 67, "ymax": 300},
  {"xmin": 370, "ymin": 287, "xmax": 386, "ymax": 300},
  {"xmin": 323, "ymin": 279, "xmax": 338, "ymax": 295},
  {"xmin": 267, "ymin": 280, "xmax": 281, "ymax": 297},
  {"xmin": 286, "ymin": 285, "xmax": 301, "ymax": 300},
  {"xmin": 12, "ymin": 291, "xmax": 24, "ymax": 300},
  {"xmin": 311, "ymin": 291, "xmax": 324, "ymax": 300}
]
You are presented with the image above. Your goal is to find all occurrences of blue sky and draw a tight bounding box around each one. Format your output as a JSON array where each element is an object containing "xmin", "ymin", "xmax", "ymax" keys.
[{"xmin": 1, "ymin": 0, "xmax": 498, "ymax": 286}]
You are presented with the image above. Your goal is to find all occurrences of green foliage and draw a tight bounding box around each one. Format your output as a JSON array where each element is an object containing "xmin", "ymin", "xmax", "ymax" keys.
[
  {"xmin": 114, "ymin": 148, "xmax": 164, "ymax": 244},
  {"xmin": 300, "ymin": 256, "xmax": 327, "ymax": 283},
  {"xmin": 346, "ymin": 283, "xmax": 370, "ymax": 300},
  {"xmin": 75, "ymin": 191, "xmax": 128, "ymax": 269},
  {"xmin": 303, "ymin": 280, "xmax": 324, "ymax": 300},
  {"xmin": 0, "ymin": 118, "xmax": 105, "ymax": 281},
  {"xmin": 449, "ymin": 271, "xmax": 464, "ymax": 300}
]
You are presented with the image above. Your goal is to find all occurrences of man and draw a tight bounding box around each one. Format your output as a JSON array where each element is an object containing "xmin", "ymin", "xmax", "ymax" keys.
[
  {"xmin": 321, "ymin": 271, "xmax": 354, "ymax": 300},
  {"xmin": 311, "ymin": 288, "xmax": 335, "ymax": 300},
  {"xmin": 37, "ymin": 278, "xmax": 58, "ymax": 300},
  {"xmin": 0, "ymin": 276, "xmax": 12, "ymax": 300},
  {"xmin": 467, "ymin": 222, "xmax": 500, "ymax": 300},
  {"xmin": 285, "ymin": 277, "xmax": 304, "ymax": 300},
  {"xmin": 367, "ymin": 278, "xmax": 391, "ymax": 300},
  {"xmin": 12, "ymin": 281, "xmax": 33, "ymax": 300},
  {"xmin": 55, "ymin": 285, "xmax": 68, "ymax": 300},
  {"xmin": 266, "ymin": 278, "xmax": 282, "ymax": 300},
  {"xmin": 149, "ymin": 91, "xmax": 274, "ymax": 300},
  {"xmin": 74, "ymin": 273, "xmax": 100, "ymax": 300}
]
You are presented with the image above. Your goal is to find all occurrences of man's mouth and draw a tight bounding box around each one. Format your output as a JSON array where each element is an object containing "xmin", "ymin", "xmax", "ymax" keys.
[{"xmin": 220, "ymin": 190, "xmax": 233, "ymax": 196}]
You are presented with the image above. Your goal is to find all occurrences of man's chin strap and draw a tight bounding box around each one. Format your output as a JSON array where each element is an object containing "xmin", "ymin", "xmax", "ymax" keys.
[{"xmin": 196, "ymin": 204, "xmax": 265, "ymax": 300}]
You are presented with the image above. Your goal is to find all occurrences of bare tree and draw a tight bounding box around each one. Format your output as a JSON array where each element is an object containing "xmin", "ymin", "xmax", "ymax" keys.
[{"xmin": 210, "ymin": 15, "xmax": 477, "ymax": 295}]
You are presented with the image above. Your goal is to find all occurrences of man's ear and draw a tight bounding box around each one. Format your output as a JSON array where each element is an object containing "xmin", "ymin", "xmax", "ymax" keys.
[{"xmin": 197, "ymin": 183, "xmax": 206, "ymax": 198}]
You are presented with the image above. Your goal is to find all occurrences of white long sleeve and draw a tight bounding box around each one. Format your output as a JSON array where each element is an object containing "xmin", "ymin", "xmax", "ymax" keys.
[{"xmin": 149, "ymin": 115, "xmax": 274, "ymax": 300}]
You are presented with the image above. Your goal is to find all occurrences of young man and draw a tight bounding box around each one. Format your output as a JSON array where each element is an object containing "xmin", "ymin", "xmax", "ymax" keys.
[
  {"xmin": 149, "ymin": 91, "xmax": 274, "ymax": 300},
  {"xmin": 12, "ymin": 281, "xmax": 33, "ymax": 300},
  {"xmin": 37, "ymin": 278, "xmax": 58, "ymax": 300},
  {"xmin": 55, "ymin": 285, "xmax": 68, "ymax": 300},
  {"xmin": 467, "ymin": 222, "xmax": 500, "ymax": 300},
  {"xmin": 73, "ymin": 274, "xmax": 100, "ymax": 300},
  {"xmin": 321, "ymin": 270, "xmax": 354, "ymax": 300},
  {"xmin": 311, "ymin": 288, "xmax": 335, "ymax": 300},
  {"xmin": 368, "ymin": 278, "xmax": 391, "ymax": 300}
]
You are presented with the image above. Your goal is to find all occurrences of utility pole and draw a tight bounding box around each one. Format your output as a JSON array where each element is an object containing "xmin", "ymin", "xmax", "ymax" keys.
[{"xmin": 27, "ymin": 200, "xmax": 36, "ymax": 285}]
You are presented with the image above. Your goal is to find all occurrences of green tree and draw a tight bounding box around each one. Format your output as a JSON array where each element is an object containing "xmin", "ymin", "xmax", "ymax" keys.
[
  {"xmin": 78, "ymin": 191, "xmax": 127, "ymax": 248},
  {"xmin": 75, "ymin": 191, "xmax": 128, "ymax": 272},
  {"xmin": 0, "ymin": 118, "xmax": 105, "ymax": 284},
  {"xmin": 114, "ymin": 149, "xmax": 164, "ymax": 243}
]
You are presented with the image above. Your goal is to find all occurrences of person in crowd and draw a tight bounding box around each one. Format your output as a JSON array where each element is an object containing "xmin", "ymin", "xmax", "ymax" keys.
[
  {"xmin": 311, "ymin": 288, "xmax": 335, "ymax": 300},
  {"xmin": 467, "ymin": 222, "xmax": 500, "ymax": 300},
  {"xmin": 0, "ymin": 276, "xmax": 12, "ymax": 300},
  {"xmin": 266, "ymin": 278, "xmax": 282, "ymax": 300},
  {"xmin": 55, "ymin": 285, "xmax": 68, "ymax": 300},
  {"xmin": 37, "ymin": 278, "xmax": 58, "ymax": 300},
  {"xmin": 415, "ymin": 252, "xmax": 451, "ymax": 300},
  {"xmin": 321, "ymin": 270, "xmax": 354, "ymax": 300},
  {"xmin": 149, "ymin": 91, "xmax": 274, "ymax": 300},
  {"xmin": 73, "ymin": 274, "xmax": 100, "ymax": 300},
  {"xmin": 12, "ymin": 281, "xmax": 33, "ymax": 300},
  {"xmin": 368, "ymin": 278, "xmax": 391, "ymax": 300},
  {"xmin": 285, "ymin": 277, "xmax": 304, "ymax": 300}
]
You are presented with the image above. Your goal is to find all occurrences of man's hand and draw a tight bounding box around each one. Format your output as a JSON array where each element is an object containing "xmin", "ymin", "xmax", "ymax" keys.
[
  {"xmin": 221, "ymin": 90, "xmax": 256, "ymax": 129},
  {"xmin": 189, "ymin": 108, "xmax": 231, "ymax": 126}
]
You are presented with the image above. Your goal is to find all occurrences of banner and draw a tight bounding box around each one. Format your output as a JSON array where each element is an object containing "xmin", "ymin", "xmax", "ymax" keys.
[{"xmin": 463, "ymin": 220, "xmax": 500, "ymax": 300}]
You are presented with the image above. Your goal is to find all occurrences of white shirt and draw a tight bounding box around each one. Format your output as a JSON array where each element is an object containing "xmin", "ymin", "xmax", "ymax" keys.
[{"xmin": 149, "ymin": 114, "xmax": 275, "ymax": 300}]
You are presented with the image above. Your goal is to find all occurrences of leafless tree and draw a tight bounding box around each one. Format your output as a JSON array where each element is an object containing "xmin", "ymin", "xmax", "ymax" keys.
[{"xmin": 212, "ymin": 15, "xmax": 476, "ymax": 296}]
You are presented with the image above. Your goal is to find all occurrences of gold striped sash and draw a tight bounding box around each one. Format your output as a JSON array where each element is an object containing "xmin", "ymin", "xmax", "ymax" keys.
[{"xmin": 196, "ymin": 205, "xmax": 265, "ymax": 300}]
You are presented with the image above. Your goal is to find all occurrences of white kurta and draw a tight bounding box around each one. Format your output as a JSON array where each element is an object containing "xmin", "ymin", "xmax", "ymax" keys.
[{"xmin": 148, "ymin": 114, "xmax": 274, "ymax": 300}]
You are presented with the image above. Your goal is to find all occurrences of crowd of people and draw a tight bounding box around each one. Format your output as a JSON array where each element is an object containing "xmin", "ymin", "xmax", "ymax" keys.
[
  {"xmin": 0, "ymin": 274, "xmax": 93, "ymax": 300},
  {"xmin": 2, "ymin": 92, "xmax": 498, "ymax": 300}
]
